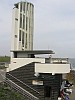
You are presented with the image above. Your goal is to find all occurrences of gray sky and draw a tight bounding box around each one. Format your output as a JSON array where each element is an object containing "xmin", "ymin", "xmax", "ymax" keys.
[{"xmin": 0, "ymin": 0, "xmax": 75, "ymax": 58}]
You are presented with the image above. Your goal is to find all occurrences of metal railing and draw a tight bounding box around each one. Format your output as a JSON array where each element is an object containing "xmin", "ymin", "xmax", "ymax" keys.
[
  {"xmin": 0, "ymin": 73, "xmax": 39, "ymax": 100},
  {"xmin": 7, "ymin": 73, "xmax": 39, "ymax": 94}
]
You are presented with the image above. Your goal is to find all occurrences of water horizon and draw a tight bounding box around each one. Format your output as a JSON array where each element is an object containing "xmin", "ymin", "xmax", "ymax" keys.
[{"xmin": 69, "ymin": 58, "xmax": 75, "ymax": 70}]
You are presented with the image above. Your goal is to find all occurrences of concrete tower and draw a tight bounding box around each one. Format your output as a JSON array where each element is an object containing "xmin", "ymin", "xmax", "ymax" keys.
[{"xmin": 11, "ymin": 1, "xmax": 34, "ymax": 51}]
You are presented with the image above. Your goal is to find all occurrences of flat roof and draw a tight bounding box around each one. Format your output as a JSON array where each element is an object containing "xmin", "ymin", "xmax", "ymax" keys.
[
  {"xmin": 52, "ymin": 58, "xmax": 69, "ymax": 60},
  {"xmin": 11, "ymin": 50, "xmax": 54, "ymax": 55}
]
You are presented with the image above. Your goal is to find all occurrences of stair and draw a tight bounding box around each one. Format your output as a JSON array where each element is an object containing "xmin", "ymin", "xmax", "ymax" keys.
[
  {"xmin": 0, "ymin": 73, "xmax": 39, "ymax": 100},
  {"xmin": 6, "ymin": 79, "xmax": 39, "ymax": 100}
]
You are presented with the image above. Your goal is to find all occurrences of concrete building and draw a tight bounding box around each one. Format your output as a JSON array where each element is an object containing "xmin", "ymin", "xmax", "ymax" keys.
[
  {"xmin": 11, "ymin": 1, "xmax": 34, "ymax": 51},
  {"xmin": 6, "ymin": 1, "xmax": 70, "ymax": 100}
]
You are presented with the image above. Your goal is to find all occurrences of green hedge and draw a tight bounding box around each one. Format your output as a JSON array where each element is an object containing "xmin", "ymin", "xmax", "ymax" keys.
[
  {"xmin": 0, "ymin": 84, "xmax": 25, "ymax": 100},
  {"xmin": 0, "ymin": 56, "xmax": 10, "ymax": 62}
]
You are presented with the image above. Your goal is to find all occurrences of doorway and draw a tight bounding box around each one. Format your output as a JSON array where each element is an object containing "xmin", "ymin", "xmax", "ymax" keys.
[{"xmin": 44, "ymin": 85, "xmax": 51, "ymax": 98}]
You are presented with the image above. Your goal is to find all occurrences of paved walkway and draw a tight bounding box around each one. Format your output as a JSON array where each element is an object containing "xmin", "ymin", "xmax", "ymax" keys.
[
  {"xmin": 69, "ymin": 86, "xmax": 75, "ymax": 100},
  {"xmin": 0, "ymin": 69, "xmax": 6, "ymax": 82}
]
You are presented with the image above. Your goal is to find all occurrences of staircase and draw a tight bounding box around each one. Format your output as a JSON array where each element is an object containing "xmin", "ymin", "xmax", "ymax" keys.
[
  {"xmin": 6, "ymin": 62, "xmax": 43, "ymax": 99},
  {"xmin": 0, "ymin": 73, "xmax": 39, "ymax": 100}
]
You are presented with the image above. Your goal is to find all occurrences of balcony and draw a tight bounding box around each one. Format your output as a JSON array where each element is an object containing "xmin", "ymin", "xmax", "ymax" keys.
[{"xmin": 35, "ymin": 63, "xmax": 70, "ymax": 75}]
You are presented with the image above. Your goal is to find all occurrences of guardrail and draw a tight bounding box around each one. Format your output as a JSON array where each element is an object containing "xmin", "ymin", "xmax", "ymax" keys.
[
  {"xmin": 0, "ymin": 73, "xmax": 39, "ymax": 100},
  {"xmin": 7, "ymin": 73, "xmax": 39, "ymax": 94}
]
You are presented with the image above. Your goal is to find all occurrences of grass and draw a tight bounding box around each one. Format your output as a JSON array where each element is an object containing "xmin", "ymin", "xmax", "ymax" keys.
[
  {"xmin": 0, "ymin": 83, "xmax": 26, "ymax": 100},
  {"xmin": 0, "ymin": 56, "xmax": 10, "ymax": 69},
  {"xmin": 0, "ymin": 56, "xmax": 10, "ymax": 62},
  {"xmin": 66, "ymin": 70, "xmax": 75, "ymax": 86}
]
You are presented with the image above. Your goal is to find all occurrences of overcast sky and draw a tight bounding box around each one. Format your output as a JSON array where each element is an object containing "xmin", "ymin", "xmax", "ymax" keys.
[{"xmin": 0, "ymin": 0, "xmax": 75, "ymax": 58}]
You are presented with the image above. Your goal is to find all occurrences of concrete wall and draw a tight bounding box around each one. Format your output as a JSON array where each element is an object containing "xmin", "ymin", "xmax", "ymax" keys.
[
  {"xmin": 35, "ymin": 63, "xmax": 70, "ymax": 74},
  {"xmin": 11, "ymin": 7, "xmax": 19, "ymax": 51},
  {"xmin": 7, "ymin": 58, "xmax": 45, "ymax": 72}
]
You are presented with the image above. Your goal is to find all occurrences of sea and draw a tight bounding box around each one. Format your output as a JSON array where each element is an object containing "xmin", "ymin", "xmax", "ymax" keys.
[{"xmin": 69, "ymin": 58, "xmax": 75, "ymax": 70}]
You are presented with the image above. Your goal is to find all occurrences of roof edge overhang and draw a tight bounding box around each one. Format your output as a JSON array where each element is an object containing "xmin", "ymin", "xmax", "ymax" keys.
[{"xmin": 10, "ymin": 50, "xmax": 55, "ymax": 55}]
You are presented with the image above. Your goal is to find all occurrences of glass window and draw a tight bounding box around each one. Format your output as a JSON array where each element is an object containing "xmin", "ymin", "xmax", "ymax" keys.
[
  {"xmin": 26, "ymin": 17, "xmax": 28, "ymax": 31},
  {"xmin": 14, "ymin": 52, "xmax": 17, "ymax": 58},
  {"xmin": 19, "ymin": 30, "xmax": 21, "ymax": 41},
  {"xmin": 20, "ymin": 14, "xmax": 22, "ymax": 28},
  {"xmin": 15, "ymin": 4, "xmax": 18, "ymax": 9},
  {"xmin": 20, "ymin": 3, "xmax": 22, "ymax": 12},
  {"xmin": 27, "ymin": 3, "xmax": 28, "ymax": 11},
  {"xmin": 22, "ymin": 32, "xmax": 24, "ymax": 47},
  {"xmin": 15, "ymin": 35, "xmax": 17, "ymax": 38},
  {"xmin": 29, "ymin": 18, "xmax": 30, "ymax": 28},
  {"xmin": 25, "ymin": 33, "xmax": 27, "ymax": 48},
  {"xmin": 23, "ymin": 15, "xmax": 25, "ymax": 29},
  {"xmin": 23, "ymin": 3, "xmax": 25, "ymax": 12},
  {"xmin": 15, "ymin": 18, "xmax": 18, "ymax": 21}
]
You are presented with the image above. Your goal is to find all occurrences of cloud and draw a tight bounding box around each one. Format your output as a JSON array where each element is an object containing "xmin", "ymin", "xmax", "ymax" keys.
[{"xmin": 0, "ymin": 0, "xmax": 75, "ymax": 57}]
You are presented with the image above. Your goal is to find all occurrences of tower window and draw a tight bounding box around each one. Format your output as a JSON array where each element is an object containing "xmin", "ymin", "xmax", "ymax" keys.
[
  {"xmin": 15, "ymin": 4, "xmax": 18, "ymax": 9},
  {"xmin": 15, "ymin": 18, "xmax": 18, "ymax": 21},
  {"xmin": 26, "ymin": 17, "xmax": 28, "ymax": 31},
  {"xmin": 22, "ymin": 32, "xmax": 24, "ymax": 47},
  {"xmin": 25, "ymin": 33, "xmax": 27, "ymax": 48},
  {"xmin": 20, "ymin": 14, "xmax": 22, "ymax": 28},
  {"xmin": 27, "ymin": 3, "xmax": 29, "ymax": 11},
  {"xmin": 20, "ymin": 3, "xmax": 22, "ymax": 12},
  {"xmin": 15, "ymin": 35, "xmax": 17, "ymax": 38},
  {"xmin": 19, "ymin": 30, "xmax": 21, "ymax": 41},
  {"xmin": 23, "ymin": 15, "xmax": 25, "ymax": 29},
  {"xmin": 23, "ymin": 3, "xmax": 25, "ymax": 12}
]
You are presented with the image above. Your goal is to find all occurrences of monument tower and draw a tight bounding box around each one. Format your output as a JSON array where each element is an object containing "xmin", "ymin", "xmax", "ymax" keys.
[{"xmin": 11, "ymin": 1, "xmax": 34, "ymax": 51}]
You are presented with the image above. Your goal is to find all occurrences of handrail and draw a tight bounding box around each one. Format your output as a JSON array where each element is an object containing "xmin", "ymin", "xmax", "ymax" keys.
[
  {"xmin": 7, "ymin": 73, "xmax": 40, "ymax": 94},
  {"xmin": 6, "ymin": 79, "xmax": 39, "ymax": 100},
  {"xmin": 0, "ymin": 73, "xmax": 39, "ymax": 100}
]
